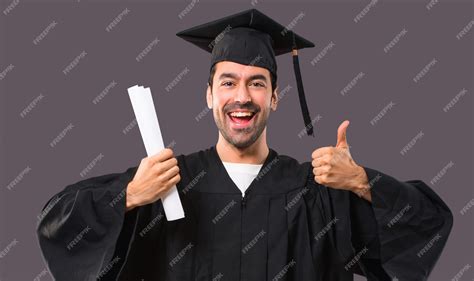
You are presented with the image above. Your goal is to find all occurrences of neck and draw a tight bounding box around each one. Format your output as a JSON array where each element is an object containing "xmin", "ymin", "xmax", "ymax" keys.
[{"xmin": 216, "ymin": 128, "xmax": 269, "ymax": 164}]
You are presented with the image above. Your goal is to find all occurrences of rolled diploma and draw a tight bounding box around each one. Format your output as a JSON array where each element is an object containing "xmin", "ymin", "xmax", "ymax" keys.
[{"xmin": 127, "ymin": 85, "xmax": 185, "ymax": 221}]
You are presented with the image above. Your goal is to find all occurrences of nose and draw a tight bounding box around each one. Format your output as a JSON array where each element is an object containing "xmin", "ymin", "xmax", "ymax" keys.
[{"xmin": 234, "ymin": 82, "xmax": 252, "ymax": 104}]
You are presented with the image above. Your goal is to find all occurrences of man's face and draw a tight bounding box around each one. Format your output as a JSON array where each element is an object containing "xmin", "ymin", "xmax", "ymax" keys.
[{"xmin": 207, "ymin": 61, "xmax": 278, "ymax": 149}]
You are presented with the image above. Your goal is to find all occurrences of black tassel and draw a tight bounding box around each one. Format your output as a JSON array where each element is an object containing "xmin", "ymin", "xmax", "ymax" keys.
[{"xmin": 292, "ymin": 48, "xmax": 314, "ymax": 137}]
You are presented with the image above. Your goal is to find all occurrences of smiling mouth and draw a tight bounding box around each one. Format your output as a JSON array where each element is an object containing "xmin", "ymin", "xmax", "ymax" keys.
[{"xmin": 227, "ymin": 111, "xmax": 256, "ymax": 126}]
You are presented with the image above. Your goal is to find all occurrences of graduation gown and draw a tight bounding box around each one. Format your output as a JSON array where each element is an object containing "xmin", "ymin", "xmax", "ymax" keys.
[{"xmin": 36, "ymin": 146, "xmax": 453, "ymax": 281}]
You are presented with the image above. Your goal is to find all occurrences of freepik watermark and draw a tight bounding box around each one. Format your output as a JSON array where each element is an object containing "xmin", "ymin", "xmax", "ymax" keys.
[
  {"xmin": 417, "ymin": 233, "xmax": 441, "ymax": 258},
  {"xmin": 370, "ymin": 101, "xmax": 396, "ymax": 126},
  {"xmin": 93, "ymin": 81, "xmax": 117, "ymax": 105},
  {"xmin": 139, "ymin": 213, "xmax": 165, "ymax": 237},
  {"xmin": 178, "ymin": 0, "xmax": 199, "ymax": 19},
  {"xmin": 281, "ymin": 12, "xmax": 305, "ymax": 36},
  {"xmin": 285, "ymin": 187, "xmax": 309, "ymax": 211},
  {"xmin": 314, "ymin": 217, "xmax": 339, "ymax": 241},
  {"xmin": 122, "ymin": 118, "xmax": 137, "ymax": 135},
  {"xmin": 341, "ymin": 72, "xmax": 365, "ymax": 96},
  {"xmin": 3, "ymin": 0, "xmax": 20, "ymax": 15},
  {"xmin": 272, "ymin": 259, "xmax": 296, "ymax": 281},
  {"xmin": 387, "ymin": 204, "xmax": 411, "ymax": 228},
  {"xmin": 443, "ymin": 88, "xmax": 468, "ymax": 113},
  {"xmin": 63, "ymin": 51, "xmax": 87, "ymax": 75},
  {"xmin": 460, "ymin": 198, "xmax": 474, "ymax": 215},
  {"xmin": 37, "ymin": 196, "xmax": 62, "ymax": 221},
  {"xmin": 20, "ymin": 93, "xmax": 45, "ymax": 118},
  {"xmin": 413, "ymin": 58, "xmax": 437, "ymax": 83},
  {"xmin": 430, "ymin": 161, "xmax": 454, "ymax": 185},
  {"xmin": 97, "ymin": 256, "xmax": 121, "ymax": 280},
  {"xmin": 255, "ymin": 158, "xmax": 279, "ymax": 181},
  {"xmin": 242, "ymin": 230, "xmax": 266, "ymax": 254},
  {"xmin": 79, "ymin": 153, "xmax": 104, "ymax": 178},
  {"xmin": 456, "ymin": 20, "xmax": 473, "ymax": 40},
  {"xmin": 169, "ymin": 243, "xmax": 193, "ymax": 267},
  {"xmin": 182, "ymin": 170, "xmax": 207, "ymax": 194},
  {"xmin": 33, "ymin": 21, "xmax": 58, "ymax": 45},
  {"xmin": 0, "ymin": 64, "xmax": 15, "ymax": 81},
  {"xmin": 212, "ymin": 200, "xmax": 237, "ymax": 224},
  {"xmin": 400, "ymin": 130, "xmax": 424, "ymax": 156},
  {"xmin": 297, "ymin": 114, "xmax": 322, "ymax": 139},
  {"xmin": 165, "ymin": 67, "xmax": 190, "ymax": 92},
  {"xmin": 50, "ymin": 123, "xmax": 74, "ymax": 147},
  {"xmin": 195, "ymin": 106, "xmax": 210, "ymax": 122},
  {"xmin": 0, "ymin": 239, "xmax": 19, "ymax": 259},
  {"xmin": 310, "ymin": 42, "xmax": 335, "ymax": 66},
  {"xmin": 354, "ymin": 0, "xmax": 378, "ymax": 23},
  {"xmin": 345, "ymin": 246, "xmax": 368, "ymax": 271},
  {"xmin": 384, "ymin": 28, "xmax": 407, "ymax": 53},
  {"xmin": 6, "ymin": 166, "xmax": 31, "ymax": 191},
  {"xmin": 208, "ymin": 25, "xmax": 232, "ymax": 50},
  {"xmin": 66, "ymin": 226, "xmax": 91, "ymax": 250},
  {"xmin": 136, "ymin": 38, "xmax": 160, "ymax": 62},
  {"xmin": 277, "ymin": 84, "xmax": 292, "ymax": 101},
  {"xmin": 33, "ymin": 268, "xmax": 49, "ymax": 281},
  {"xmin": 105, "ymin": 8, "xmax": 130, "ymax": 32}
]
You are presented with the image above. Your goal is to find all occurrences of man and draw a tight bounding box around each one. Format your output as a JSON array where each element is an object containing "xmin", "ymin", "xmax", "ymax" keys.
[{"xmin": 37, "ymin": 9, "xmax": 453, "ymax": 281}]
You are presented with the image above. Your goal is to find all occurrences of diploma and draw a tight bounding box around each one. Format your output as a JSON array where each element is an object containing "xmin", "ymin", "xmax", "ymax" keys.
[{"xmin": 127, "ymin": 85, "xmax": 185, "ymax": 221}]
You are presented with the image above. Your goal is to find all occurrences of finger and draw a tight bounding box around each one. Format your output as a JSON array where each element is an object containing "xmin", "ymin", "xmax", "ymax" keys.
[
  {"xmin": 159, "ymin": 174, "xmax": 181, "ymax": 197},
  {"xmin": 314, "ymin": 175, "xmax": 327, "ymax": 185},
  {"xmin": 150, "ymin": 148, "xmax": 174, "ymax": 163},
  {"xmin": 312, "ymin": 147, "xmax": 335, "ymax": 159},
  {"xmin": 166, "ymin": 173, "xmax": 181, "ymax": 187},
  {"xmin": 312, "ymin": 155, "xmax": 331, "ymax": 168},
  {"xmin": 336, "ymin": 120, "xmax": 350, "ymax": 149},
  {"xmin": 154, "ymin": 157, "xmax": 178, "ymax": 174},
  {"xmin": 313, "ymin": 165, "xmax": 331, "ymax": 176},
  {"xmin": 159, "ymin": 165, "xmax": 180, "ymax": 182}
]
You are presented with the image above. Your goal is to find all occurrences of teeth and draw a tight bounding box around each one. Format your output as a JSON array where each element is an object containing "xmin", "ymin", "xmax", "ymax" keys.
[{"xmin": 229, "ymin": 111, "xmax": 254, "ymax": 117}]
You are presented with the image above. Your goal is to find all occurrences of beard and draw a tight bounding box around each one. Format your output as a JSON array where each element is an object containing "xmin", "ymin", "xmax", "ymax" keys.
[{"xmin": 214, "ymin": 101, "xmax": 269, "ymax": 149}]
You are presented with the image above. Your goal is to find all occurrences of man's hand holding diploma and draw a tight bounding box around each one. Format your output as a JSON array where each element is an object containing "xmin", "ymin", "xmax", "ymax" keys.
[
  {"xmin": 127, "ymin": 85, "xmax": 185, "ymax": 220},
  {"xmin": 126, "ymin": 148, "xmax": 181, "ymax": 212}
]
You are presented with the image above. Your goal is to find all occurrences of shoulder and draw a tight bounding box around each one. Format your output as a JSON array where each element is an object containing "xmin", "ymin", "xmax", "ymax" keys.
[
  {"xmin": 275, "ymin": 152, "xmax": 310, "ymax": 172},
  {"xmin": 175, "ymin": 147, "xmax": 213, "ymax": 188},
  {"xmin": 276, "ymin": 152, "xmax": 312, "ymax": 175},
  {"xmin": 265, "ymin": 150, "xmax": 313, "ymax": 190},
  {"xmin": 176, "ymin": 147, "xmax": 212, "ymax": 173}
]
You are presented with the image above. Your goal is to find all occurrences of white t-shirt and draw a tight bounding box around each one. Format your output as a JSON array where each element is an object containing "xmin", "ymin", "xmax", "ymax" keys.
[{"xmin": 222, "ymin": 162, "xmax": 263, "ymax": 197}]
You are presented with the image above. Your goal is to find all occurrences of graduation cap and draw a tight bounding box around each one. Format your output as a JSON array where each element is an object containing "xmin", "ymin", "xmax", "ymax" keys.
[{"xmin": 177, "ymin": 9, "xmax": 316, "ymax": 136}]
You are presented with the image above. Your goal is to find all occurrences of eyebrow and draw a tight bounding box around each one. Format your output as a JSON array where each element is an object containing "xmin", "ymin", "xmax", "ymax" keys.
[{"xmin": 218, "ymin": 72, "xmax": 268, "ymax": 83}]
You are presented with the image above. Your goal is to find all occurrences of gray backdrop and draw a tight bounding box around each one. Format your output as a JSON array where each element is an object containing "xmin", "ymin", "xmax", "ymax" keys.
[{"xmin": 1, "ymin": 0, "xmax": 473, "ymax": 280}]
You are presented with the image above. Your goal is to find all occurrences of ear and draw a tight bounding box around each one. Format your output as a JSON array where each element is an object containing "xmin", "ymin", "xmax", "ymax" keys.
[
  {"xmin": 271, "ymin": 86, "xmax": 278, "ymax": 111},
  {"xmin": 206, "ymin": 84, "xmax": 213, "ymax": 109}
]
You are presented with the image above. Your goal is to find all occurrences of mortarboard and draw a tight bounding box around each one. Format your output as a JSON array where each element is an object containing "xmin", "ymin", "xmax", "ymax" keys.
[{"xmin": 177, "ymin": 9, "xmax": 315, "ymax": 136}]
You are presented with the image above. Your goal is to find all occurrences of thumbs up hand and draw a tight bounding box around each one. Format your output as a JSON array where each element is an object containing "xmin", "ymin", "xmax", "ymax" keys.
[{"xmin": 311, "ymin": 120, "xmax": 370, "ymax": 195}]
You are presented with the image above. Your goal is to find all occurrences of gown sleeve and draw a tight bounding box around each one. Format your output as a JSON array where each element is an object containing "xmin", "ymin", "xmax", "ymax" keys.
[
  {"xmin": 308, "ymin": 164, "xmax": 453, "ymax": 281},
  {"xmin": 36, "ymin": 166, "xmax": 139, "ymax": 281}
]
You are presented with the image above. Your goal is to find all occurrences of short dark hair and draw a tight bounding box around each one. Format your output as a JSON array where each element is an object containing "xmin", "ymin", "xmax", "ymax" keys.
[{"xmin": 208, "ymin": 64, "xmax": 277, "ymax": 92}]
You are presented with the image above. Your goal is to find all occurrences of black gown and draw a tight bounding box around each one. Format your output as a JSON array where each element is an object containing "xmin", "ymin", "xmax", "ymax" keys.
[{"xmin": 36, "ymin": 146, "xmax": 453, "ymax": 281}]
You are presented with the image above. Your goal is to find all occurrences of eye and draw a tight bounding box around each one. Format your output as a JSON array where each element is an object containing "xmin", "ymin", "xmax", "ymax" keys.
[
  {"xmin": 221, "ymin": 81, "xmax": 235, "ymax": 87},
  {"xmin": 250, "ymin": 81, "xmax": 266, "ymax": 88}
]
